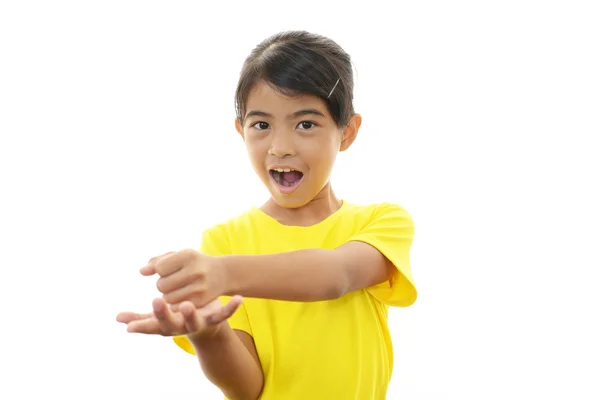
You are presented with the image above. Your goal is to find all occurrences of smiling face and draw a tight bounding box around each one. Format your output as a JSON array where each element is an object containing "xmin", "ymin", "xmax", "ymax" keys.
[{"xmin": 236, "ymin": 80, "xmax": 361, "ymax": 209}]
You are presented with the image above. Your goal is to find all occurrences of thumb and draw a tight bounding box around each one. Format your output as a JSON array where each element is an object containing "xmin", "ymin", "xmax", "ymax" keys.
[
  {"xmin": 140, "ymin": 264, "xmax": 156, "ymax": 276},
  {"xmin": 206, "ymin": 296, "xmax": 243, "ymax": 325},
  {"xmin": 141, "ymin": 251, "xmax": 176, "ymax": 276}
]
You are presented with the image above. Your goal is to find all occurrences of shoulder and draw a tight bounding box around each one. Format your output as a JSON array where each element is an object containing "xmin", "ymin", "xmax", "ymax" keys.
[
  {"xmin": 342, "ymin": 201, "xmax": 414, "ymax": 225},
  {"xmin": 200, "ymin": 207, "xmax": 262, "ymax": 254}
]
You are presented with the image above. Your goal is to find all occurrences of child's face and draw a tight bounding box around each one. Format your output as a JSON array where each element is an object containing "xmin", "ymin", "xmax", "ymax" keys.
[{"xmin": 236, "ymin": 80, "xmax": 360, "ymax": 208}]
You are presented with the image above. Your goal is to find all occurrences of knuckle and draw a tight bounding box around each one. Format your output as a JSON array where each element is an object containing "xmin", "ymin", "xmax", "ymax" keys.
[
  {"xmin": 153, "ymin": 310, "xmax": 164, "ymax": 320},
  {"xmin": 184, "ymin": 248, "xmax": 200, "ymax": 263},
  {"xmin": 181, "ymin": 248, "xmax": 195, "ymax": 258},
  {"xmin": 150, "ymin": 251, "xmax": 174, "ymax": 266},
  {"xmin": 163, "ymin": 293, "xmax": 175, "ymax": 303},
  {"xmin": 190, "ymin": 268, "xmax": 205, "ymax": 279},
  {"xmin": 190, "ymin": 283, "xmax": 206, "ymax": 296}
]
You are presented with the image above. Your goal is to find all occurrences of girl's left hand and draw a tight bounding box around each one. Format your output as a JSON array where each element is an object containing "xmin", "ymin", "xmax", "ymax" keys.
[
  {"xmin": 116, "ymin": 296, "xmax": 242, "ymax": 337},
  {"xmin": 141, "ymin": 249, "xmax": 229, "ymax": 310}
]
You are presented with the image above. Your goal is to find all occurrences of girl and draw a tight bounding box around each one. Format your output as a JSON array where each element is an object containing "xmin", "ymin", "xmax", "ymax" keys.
[{"xmin": 117, "ymin": 30, "xmax": 417, "ymax": 400}]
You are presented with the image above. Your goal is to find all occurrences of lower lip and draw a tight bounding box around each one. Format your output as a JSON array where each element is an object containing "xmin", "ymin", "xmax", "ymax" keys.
[{"xmin": 271, "ymin": 174, "xmax": 304, "ymax": 194}]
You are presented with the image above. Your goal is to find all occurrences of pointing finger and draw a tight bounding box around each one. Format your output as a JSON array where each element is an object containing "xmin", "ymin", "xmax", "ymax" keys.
[
  {"xmin": 116, "ymin": 311, "xmax": 153, "ymax": 324},
  {"xmin": 126, "ymin": 316, "xmax": 162, "ymax": 334},
  {"xmin": 139, "ymin": 264, "xmax": 156, "ymax": 276},
  {"xmin": 148, "ymin": 251, "xmax": 176, "ymax": 265},
  {"xmin": 153, "ymin": 251, "xmax": 187, "ymax": 277},
  {"xmin": 140, "ymin": 251, "xmax": 176, "ymax": 276}
]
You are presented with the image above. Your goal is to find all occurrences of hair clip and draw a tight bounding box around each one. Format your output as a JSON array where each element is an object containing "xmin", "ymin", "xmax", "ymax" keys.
[{"xmin": 327, "ymin": 78, "xmax": 341, "ymax": 99}]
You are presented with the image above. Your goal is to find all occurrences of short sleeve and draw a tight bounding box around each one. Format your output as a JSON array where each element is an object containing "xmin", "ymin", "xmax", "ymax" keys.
[
  {"xmin": 348, "ymin": 203, "xmax": 417, "ymax": 307},
  {"xmin": 172, "ymin": 226, "xmax": 253, "ymax": 356}
]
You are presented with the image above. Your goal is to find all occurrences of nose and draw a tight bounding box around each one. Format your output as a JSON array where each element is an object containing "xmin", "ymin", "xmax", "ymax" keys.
[{"xmin": 268, "ymin": 130, "xmax": 296, "ymax": 158}]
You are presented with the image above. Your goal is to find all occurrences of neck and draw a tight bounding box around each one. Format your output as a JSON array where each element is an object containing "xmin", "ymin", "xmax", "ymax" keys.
[{"xmin": 261, "ymin": 182, "xmax": 342, "ymax": 227}]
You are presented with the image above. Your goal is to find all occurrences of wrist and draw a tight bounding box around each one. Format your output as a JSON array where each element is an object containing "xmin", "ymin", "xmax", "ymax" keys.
[{"xmin": 216, "ymin": 254, "xmax": 242, "ymax": 297}]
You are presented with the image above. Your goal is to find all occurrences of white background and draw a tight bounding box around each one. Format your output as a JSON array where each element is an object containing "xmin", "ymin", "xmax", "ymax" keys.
[{"xmin": 1, "ymin": 1, "xmax": 599, "ymax": 399}]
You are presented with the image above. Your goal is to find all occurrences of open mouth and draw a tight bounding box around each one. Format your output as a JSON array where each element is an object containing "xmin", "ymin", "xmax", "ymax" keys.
[{"xmin": 269, "ymin": 168, "xmax": 304, "ymax": 192}]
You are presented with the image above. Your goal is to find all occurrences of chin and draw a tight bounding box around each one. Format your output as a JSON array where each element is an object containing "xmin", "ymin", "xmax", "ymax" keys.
[
  {"xmin": 269, "ymin": 195, "xmax": 308, "ymax": 209},
  {"xmin": 265, "ymin": 189, "xmax": 312, "ymax": 209}
]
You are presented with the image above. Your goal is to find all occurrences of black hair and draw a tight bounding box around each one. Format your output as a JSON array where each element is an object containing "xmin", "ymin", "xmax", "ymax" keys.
[{"xmin": 235, "ymin": 30, "xmax": 355, "ymax": 128}]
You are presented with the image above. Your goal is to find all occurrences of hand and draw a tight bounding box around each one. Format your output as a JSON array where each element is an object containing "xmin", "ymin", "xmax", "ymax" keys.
[
  {"xmin": 141, "ymin": 249, "xmax": 228, "ymax": 310},
  {"xmin": 116, "ymin": 296, "xmax": 243, "ymax": 337}
]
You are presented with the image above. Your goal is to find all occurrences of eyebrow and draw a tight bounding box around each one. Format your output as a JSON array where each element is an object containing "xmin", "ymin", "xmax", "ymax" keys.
[{"xmin": 245, "ymin": 109, "xmax": 326, "ymax": 120}]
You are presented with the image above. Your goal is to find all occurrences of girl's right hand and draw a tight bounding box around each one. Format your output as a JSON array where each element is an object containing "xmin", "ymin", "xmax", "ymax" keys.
[{"xmin": 116, "ymin": 296, "xmax": 243, "ymax": 338}]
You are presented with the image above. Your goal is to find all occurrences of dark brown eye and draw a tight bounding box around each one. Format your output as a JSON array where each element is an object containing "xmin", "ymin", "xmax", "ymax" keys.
[
  {"xmin": 253, "ymin": 121, "xmax": 270, "ymax": 130},
  {"xmin": 298, "ymin": 121, "xmax": 316, "ymax": 130}
]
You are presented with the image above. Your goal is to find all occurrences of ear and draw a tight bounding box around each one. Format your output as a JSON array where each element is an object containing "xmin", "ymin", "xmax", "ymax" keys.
[
  {"xmin": 235, "ymin": 118, "xmax": 245, "ymax": 140},
  {"xmin": 339, "ymin": 113, "xmax": 362, "ymax": 152}
]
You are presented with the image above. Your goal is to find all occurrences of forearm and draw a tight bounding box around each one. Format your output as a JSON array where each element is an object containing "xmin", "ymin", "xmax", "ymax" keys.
[
  {"xmin": 189, "ymin": 323, "xmax": 263, "ymax": 400},
  {"xmin": 221, "ymin": 249, "xmax": 347, "ymax": 302}
]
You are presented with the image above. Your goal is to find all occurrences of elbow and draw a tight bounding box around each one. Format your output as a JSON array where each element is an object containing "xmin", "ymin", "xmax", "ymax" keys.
[
  {"xmin": 325, "ymin": 283, "xmax": 346, "ymax": 300},
  {"xmin": 223, "ymin": 379, "xmax": 264, "ymax": 400},
  {"xmin": 224, "ymin": 366, "xmax": 264, "ymax": 400},
  {"xmin": 223, "ymin": 393, "xmax": 256, "ymax": 400},
  {"xmin": 224, "ymin": 390, "xmax": 261, "ymax": 400}
]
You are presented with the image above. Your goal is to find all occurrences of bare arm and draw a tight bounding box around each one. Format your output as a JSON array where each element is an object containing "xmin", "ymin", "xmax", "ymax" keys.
[
  {"xmin": 221, "ymin": 241, "xmax": 395, "ymax": 302},
  {"xmin": 189, "ymin": 323, "xmax": 263, "ymax": 400}
]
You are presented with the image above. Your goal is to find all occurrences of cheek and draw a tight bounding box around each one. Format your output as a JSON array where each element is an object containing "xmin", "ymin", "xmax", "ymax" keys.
[
  {"xmin": 304, "ymin": 142, "xmax": 338, "ymax": 173},
  {"xmin": 244, "ymin": 137, "xmax": 259, "ymax": 156},
  {"xmin": 245, "ymin": 143, "xmax": 267, "ymax": 171}
]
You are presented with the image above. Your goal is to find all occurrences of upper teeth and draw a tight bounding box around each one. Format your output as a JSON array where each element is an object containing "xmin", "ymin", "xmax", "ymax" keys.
[{"xmin": 274, "ymin": 168, "xmax": 294, "ymax": 172}]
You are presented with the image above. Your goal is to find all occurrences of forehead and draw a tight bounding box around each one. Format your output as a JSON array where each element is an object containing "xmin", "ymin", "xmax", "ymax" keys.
[{"xmin": 245, "ymin": 81, "xmax": 331, "ymax": 118}]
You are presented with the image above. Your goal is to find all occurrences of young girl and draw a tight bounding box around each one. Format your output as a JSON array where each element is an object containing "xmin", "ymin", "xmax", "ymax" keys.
[{"xmin": 117, "ymin": 30, "xmax": 417, "ymax": 400}]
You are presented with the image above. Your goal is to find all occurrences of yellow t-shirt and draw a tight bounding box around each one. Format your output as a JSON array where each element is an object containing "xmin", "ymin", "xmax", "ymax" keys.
[{"xmin": 173, "ymin": 201, "xmax": 417, "ymax": 399}]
